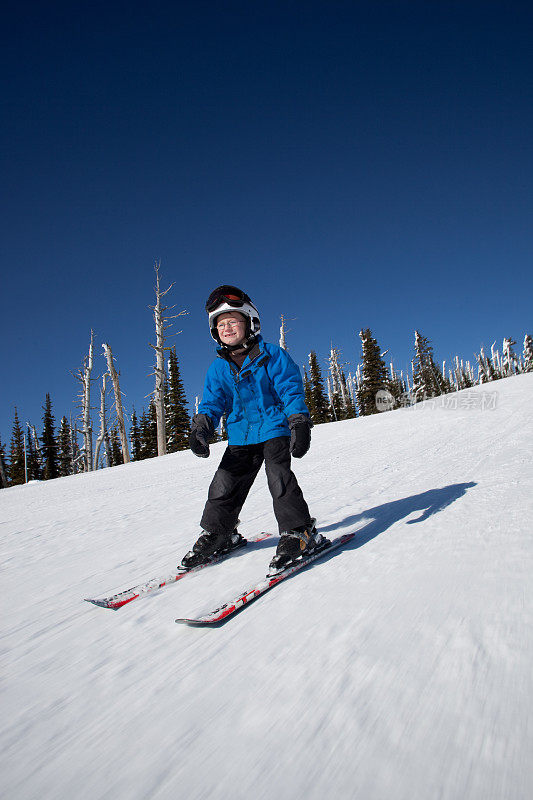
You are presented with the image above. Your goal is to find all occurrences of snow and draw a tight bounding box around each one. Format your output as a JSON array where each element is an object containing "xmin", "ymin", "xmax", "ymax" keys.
[{"xmin": 1, "ymin": 374, "xmax": 532, "ymax": 800}]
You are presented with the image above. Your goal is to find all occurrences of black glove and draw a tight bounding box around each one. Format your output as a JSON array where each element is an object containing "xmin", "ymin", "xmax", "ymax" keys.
[
  {"xmin": 287, "ymin": 414, "xmax": 312, "ymax": 458},
  {"xmin": 189, "ymin": 414, "xmax": 215, "ymax": 458}
]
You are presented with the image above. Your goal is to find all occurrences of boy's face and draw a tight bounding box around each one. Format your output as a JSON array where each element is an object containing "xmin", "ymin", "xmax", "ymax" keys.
[{"xmin": 216, "ymin": 312, "xmax": 247, "ymax": 347}]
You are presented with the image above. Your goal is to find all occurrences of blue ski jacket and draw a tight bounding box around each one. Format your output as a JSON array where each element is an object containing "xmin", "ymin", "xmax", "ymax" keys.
[{"xmin": 198, "ymin": 336, "xmax": 310, "ymax": 446}]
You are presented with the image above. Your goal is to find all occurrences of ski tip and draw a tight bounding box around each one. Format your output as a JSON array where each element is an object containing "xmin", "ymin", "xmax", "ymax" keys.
[
  {"xmin": 176, "ymin": 605, "xmax": 235, "ymax": 625},
  {"xmin": 84, "ymin": 596, "xmax": 135, "ymax": 610},
  {"xmin": 340, "ymin": 532, "xmax": 356, "ymax": 544},
  {"xmin": 85, "ymin": 598, "xmax": 113, "ymax": 609}
]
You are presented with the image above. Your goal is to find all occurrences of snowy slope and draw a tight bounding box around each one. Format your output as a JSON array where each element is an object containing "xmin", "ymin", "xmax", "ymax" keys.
[{"xmin": 1, "ymin": 374, "xmax": 532, "ymax": 800}]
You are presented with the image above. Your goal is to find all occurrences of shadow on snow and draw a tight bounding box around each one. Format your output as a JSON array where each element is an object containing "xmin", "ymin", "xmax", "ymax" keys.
[
  {"xmin": 320, "ymin": 481, "xmax": 477, "ymax": 552},
  {"xmin": 201, "ymin": 483, "xmax": 477, "ymax": 626}
]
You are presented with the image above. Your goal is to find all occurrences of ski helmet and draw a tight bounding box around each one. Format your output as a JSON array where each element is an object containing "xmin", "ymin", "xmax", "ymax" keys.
[{"xmin": 205, "ymin": 285, "xmax": 261, "ymax": 345}]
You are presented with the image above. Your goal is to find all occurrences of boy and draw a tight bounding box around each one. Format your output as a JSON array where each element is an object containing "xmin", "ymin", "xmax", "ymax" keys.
[{"xmin": 182, "ymin": 285, "xmax": 327, "ymax": 574}]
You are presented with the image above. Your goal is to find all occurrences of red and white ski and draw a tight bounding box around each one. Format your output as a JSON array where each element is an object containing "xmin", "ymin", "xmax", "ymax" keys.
[
  {"xmin": 85, "ymin": 532, "xmax": 273, "ymax": 610},
  {"xmin": 175, "ymin": 532, "xmax": 355, "ymax": 625}
]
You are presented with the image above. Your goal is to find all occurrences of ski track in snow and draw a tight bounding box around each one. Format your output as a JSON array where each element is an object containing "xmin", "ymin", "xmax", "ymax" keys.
[{"xmin": 1, "ymin": 374, "xmax": 532, "ymax": 800}]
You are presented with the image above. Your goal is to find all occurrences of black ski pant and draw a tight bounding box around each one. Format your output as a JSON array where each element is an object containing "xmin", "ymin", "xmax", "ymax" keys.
[{"xmin": 200, "ymin": 437, "xmax": 311, "ymax": 537}]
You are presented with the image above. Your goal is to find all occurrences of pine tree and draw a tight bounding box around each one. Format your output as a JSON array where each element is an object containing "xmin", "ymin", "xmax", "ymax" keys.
[
  {"xmin": 26, "ymin": 428, "xmax": 42, "ymax": 481},
  {"xmin": 307, "ymin": 352, "xmax": 331, "ymax": 424},
  {"xmin": 412, "ymin": 331, "xmax": 446, "ymax": 402},
  {"xmin": 138, "ymin": 410, "xmax": 150, "ymax": 460},
  {"xmin": 27, "ymin": 424, "xmax": 43, "ymax": 473},
  {"xmin": 130, "ymin": 409, "xmax": 142, "ymax": 461},
  {"xmin": 356, "ymin": 329, "xmax": 388, "ymax": 416},
  {"xmin": 388, "ymin": 362, "xmax": 408, "ymax": 407},
  {"xmin": 41, "ymin": 393, "xmax": 59, "ymax": 480},
  {"xmin": 58, "ymin": 417, "xmax": 73, "ymax": 477},
  {"xmin": 302, "ymin": 367, "xmax": 313, "ymax": 412},
  {"xmin": 109, "ymin": 427, "xmax": 123, "ymax": 466},
  {"xmin": 166, "ymin": 347, "xmax": 190, "ymax": 452},
  {"xmin": 70, "ymin": 422, "xmax": 82, "ymax": 474},
  {"xmin": 9, "ymin": 409, "xmax": 26, "ymax": 486},
  {"xmin": 139, "ymin": 405, "xmax": 157, "ymax": 460},
  {"xmin": 148, "ymin": 401, "xmax": 158, "ymax": 456},
  {"xmin": 0, "ymin": 435, "xmax": 8, "ymax": 488}
]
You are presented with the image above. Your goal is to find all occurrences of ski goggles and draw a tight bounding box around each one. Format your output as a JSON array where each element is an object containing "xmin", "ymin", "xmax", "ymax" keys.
[{"xmin": 205, "ymin": 285, "xmax": 251, "ymax": 313}]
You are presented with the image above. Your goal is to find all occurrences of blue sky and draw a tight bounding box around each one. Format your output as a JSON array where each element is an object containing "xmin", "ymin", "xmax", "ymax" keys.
[{"xmin": 1, "ymin": 0, "xmax": 532, "ymax": 447}]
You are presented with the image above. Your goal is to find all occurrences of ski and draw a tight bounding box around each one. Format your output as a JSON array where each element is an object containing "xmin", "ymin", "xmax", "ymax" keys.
[
  {"xmin": 175, "ymin": 532, "xmax": 355, "ymax": 625},
  {"xmin": 85, "ymin": 532, "xmax": 274, "ymax": 610}
]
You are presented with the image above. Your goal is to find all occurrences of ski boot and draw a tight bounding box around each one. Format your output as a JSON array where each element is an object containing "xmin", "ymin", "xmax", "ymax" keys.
[
  {"xmin": 180, "ymin": 526, "xmax": 246, "ymax": 570},
  {"xmin": 268, "ymin": 519, "xmax": 329, "ymax": 575}
]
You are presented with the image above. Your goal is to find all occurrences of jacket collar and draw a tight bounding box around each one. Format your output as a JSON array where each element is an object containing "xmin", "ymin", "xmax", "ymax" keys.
[{"xmin": 217, "ymin": 335, "xmax": 265, "ymax": 372}]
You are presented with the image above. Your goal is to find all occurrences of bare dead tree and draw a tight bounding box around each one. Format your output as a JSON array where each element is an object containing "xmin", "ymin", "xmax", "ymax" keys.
[
  {"xmin": 69, "ymin": 415, "xmax": 83, "ymax": 474},
  {"xmin": 73, "ymin": 330, "xmax": 95, "ymax": 471},
  {"xmin": 279, "ymin": 314, "xmax": 296, "ymax": 351},
  {"xmin": 27, "ymin": 423, "xmax": 43, "ymax": 466},
  {"xmin": 94, "ymin": 373, "xmax": 111, "ymax": 468},
  {"xmin": 329, "ymin": 346, "xmax": 348, "ymax": 410},
  {"xmin": 102, "ymin": 343, "xmax": 130, "ymax": 464},
  {"xmin": 279, "ymin": 314, "xmax": 288, "ymax": 350},
  {"xmin": 148, "ymin": 261, "xmax": 187, "ymax": 457}
]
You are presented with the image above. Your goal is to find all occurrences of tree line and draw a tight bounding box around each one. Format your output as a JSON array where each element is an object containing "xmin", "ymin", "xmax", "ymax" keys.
[
  {"xmin": 303, "ymin": 330, "xmax": 533, "ymax": 424},
  {"xmin": 1, "ymin": 298, "xmax": 532, "ymax": 489},
  {"xmin": 0, "ymin": 343, "xmax": 191, "ymax": 488},
  {"xmin": 0, "ymin": 263, "xmax": 193, "ymax": 488}
]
